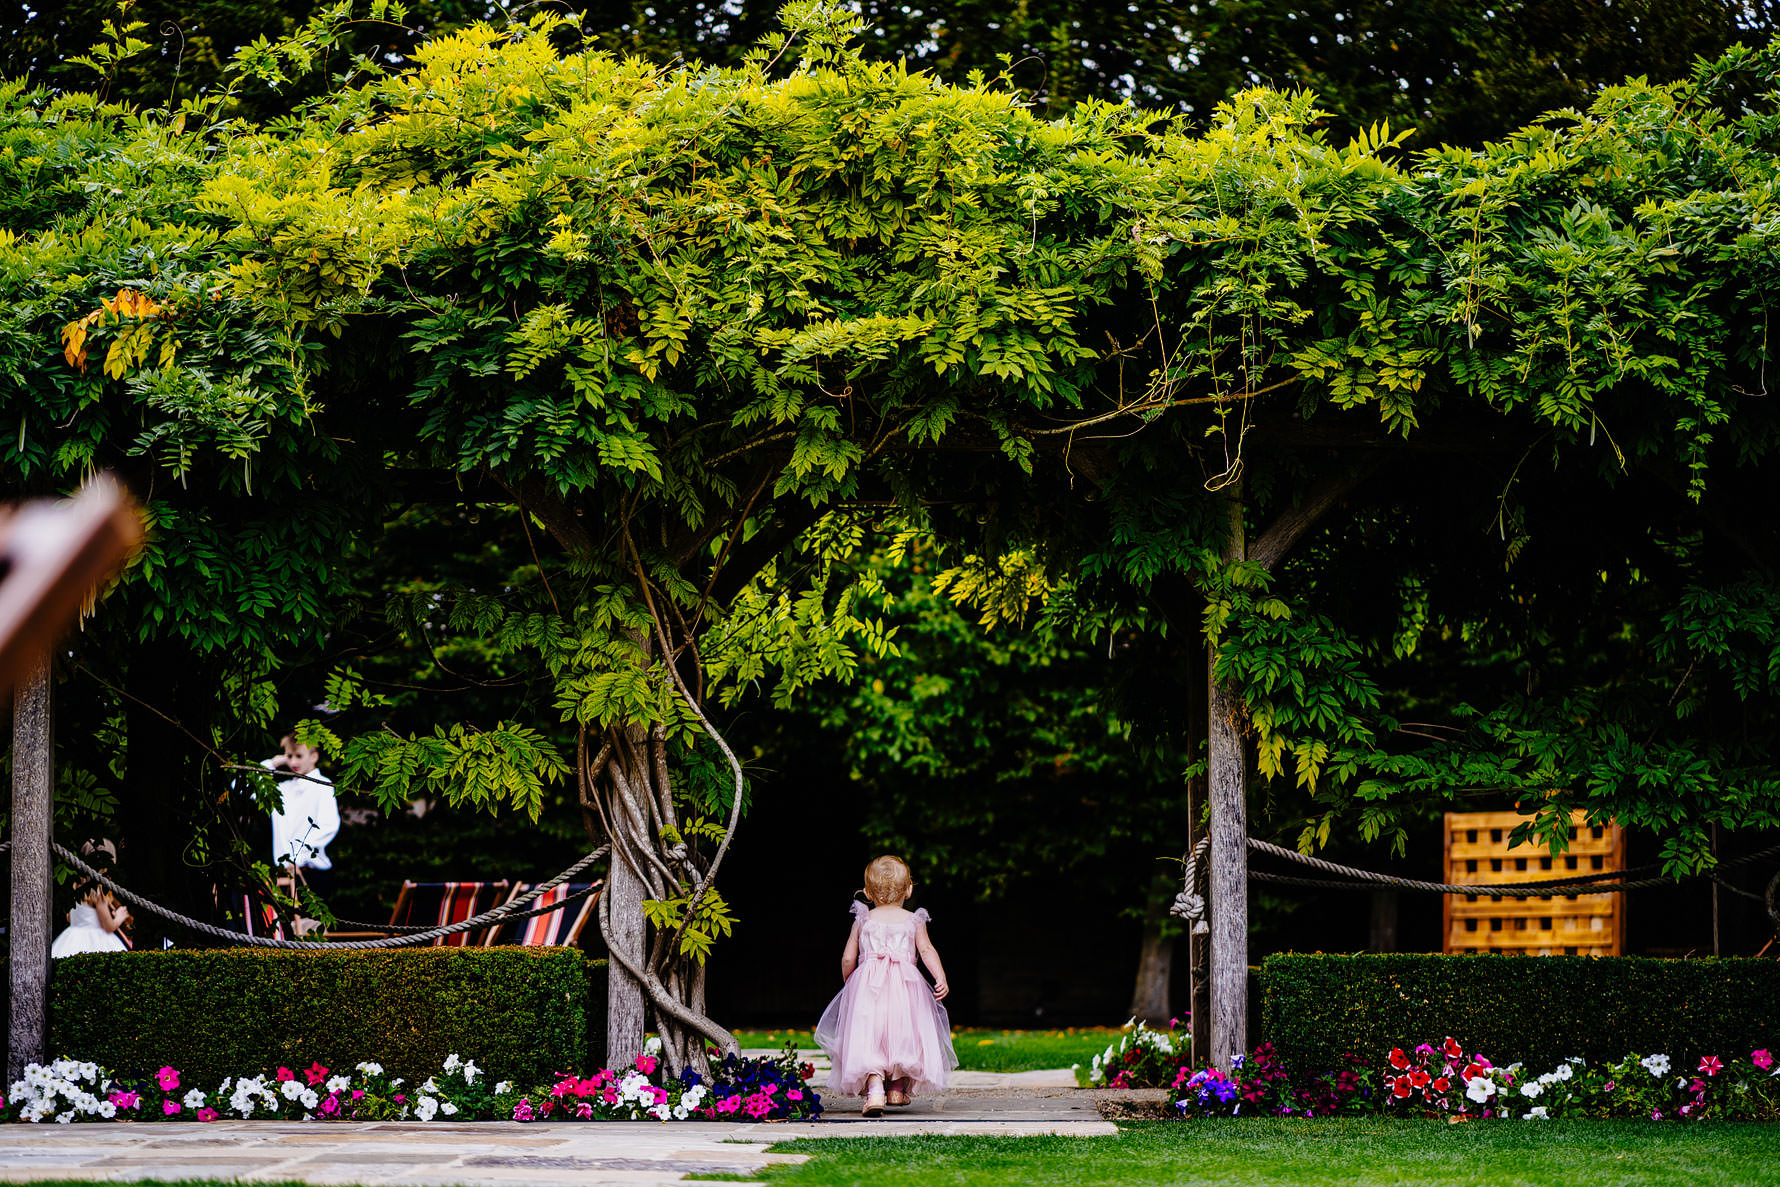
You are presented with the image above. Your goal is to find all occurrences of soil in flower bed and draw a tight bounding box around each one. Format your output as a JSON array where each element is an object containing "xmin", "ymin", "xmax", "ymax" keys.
[{"xmin": 1092, "ymin": 1090, "xmax": 1174, "ymax": 1121}]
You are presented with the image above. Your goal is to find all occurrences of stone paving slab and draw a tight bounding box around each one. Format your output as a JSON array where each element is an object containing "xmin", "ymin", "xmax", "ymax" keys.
[{"xmin": 0, "ymin": 1082, "xmax": 1116, "ymax": 1184}]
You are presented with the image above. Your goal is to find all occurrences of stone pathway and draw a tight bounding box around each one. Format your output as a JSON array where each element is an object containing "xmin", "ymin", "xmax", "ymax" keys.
[{"xmin": 0, "ymin": 1065, "xmax": 1117, "ymax": 1185}]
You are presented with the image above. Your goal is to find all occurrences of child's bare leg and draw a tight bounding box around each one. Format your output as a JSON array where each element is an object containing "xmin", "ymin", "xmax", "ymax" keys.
[{"xmin": 862, "ymin": 1073, "xmax": 886, "ymax": 1117}]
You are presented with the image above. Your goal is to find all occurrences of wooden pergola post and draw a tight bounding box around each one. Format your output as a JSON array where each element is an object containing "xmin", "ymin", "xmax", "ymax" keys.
[
  {"xmin": 1208, "ymin": 486, "xmax": 1248, "ymax": 1072},
  {"xmin": 8, "ymin": 654, "xmax": 53, "ymax": 1083}
]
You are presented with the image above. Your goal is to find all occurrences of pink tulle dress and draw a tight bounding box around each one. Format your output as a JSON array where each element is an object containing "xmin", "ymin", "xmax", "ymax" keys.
[{"xmin": 814, "ymin": 902, "xmax": 959, "ymax": 1097}]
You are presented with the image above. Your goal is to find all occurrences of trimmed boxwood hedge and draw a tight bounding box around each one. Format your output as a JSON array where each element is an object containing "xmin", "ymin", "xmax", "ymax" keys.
[
  {"xmin": 48, "ymin": 946, "xmax": 607, "ymax": 1085},
  {"xmin": 1260, "ymin": 953, "xmax": 1780, "ymax": 1076}
]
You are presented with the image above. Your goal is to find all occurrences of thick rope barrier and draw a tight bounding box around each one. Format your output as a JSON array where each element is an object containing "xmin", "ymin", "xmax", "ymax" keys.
[
  {"xmin": 37, "ymin": 841, "xmax": 610, "ymax": 950},
  {"xmin": 1247, "ymin": 836, "xmax": 1780, "ymax": 897}
]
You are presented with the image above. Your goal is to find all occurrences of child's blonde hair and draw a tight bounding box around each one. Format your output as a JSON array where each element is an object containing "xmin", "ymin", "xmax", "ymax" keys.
[{"xmin": 862, "ymin": 855, "xmax": 913, "ymax": 906}]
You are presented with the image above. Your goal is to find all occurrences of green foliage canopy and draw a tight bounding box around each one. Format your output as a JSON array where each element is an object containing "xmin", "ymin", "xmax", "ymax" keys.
[{"xmin": 5, "ymin": 7, "xmax": 1780, "ymax": 895}]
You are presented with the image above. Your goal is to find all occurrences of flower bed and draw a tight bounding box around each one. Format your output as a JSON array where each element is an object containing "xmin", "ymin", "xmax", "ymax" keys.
[
  {"xmin": 4, "ymin": 1041, "xmax": 821, "ymax": 1125},
  {"xmin": 1082, "ymin": 1021, "xmax": 1780, "ymax": 1121}
]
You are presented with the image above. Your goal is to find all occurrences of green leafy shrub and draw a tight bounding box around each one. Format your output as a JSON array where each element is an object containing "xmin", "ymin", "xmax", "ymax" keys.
[
  {"xmin": 49, "ymin": 947, "xmax": 607, "ymax": 1086},
  {"xmin": 1261, "ymin": 954, "xmax": 1780, "ymax": 1077}
]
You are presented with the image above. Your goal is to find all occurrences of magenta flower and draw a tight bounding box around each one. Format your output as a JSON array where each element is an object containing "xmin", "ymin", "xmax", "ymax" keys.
[
  {"xmin": 197, "ymin": 1107, "xmax": 218, "ymax": 1122},
  {"xmin": 512, "ymin": 1098, "xmax": 535, "ymax": 1122},
  {"xmin": 303, "ymin": 1062, "xmax": 329, "ymax": 1087},
  {"xmin": 318, "ymin": 1096, "xmax": 340, "ymax": 1118},
  {"xmin": 275, "ymin": 1067, "xmax": 295, "ymax": 1083},
  {"xmin": 162, "ymin": 1100, "xmax": 181, "ymax": 1116},
  {"xmin": 1651, "ymin": 1109, "xmax": 1663, "ymax": 1120},
  {"xmin": 393, "ymin": 1094, "xmax": 405, "ymax": 1103},
  {"xmin": 154, "ymin": 1067, "xmax": 180, "ymax": 1091},
  {"xmin": 1754, "ymin": 1049, "xmax": 1775, "ymax": 1072},
  {"xmin": 108, "ymin": 1089, "xmax": 141, "ymax": 1110},
  {"xmin": 788, "ymin": 1089, "xmax": 804, "ymax": 1101},
  {"xmin": 1698, "ymin": 1055, "xmax": 1723, "ymax": 1077},
  {"xmin": 1604, "ymin": 1082, "xmax": 1616, "ymax": 1092},
  {"xmin": 634, "ymin": 1054, "xmax": 659, "ymax": 1075}
]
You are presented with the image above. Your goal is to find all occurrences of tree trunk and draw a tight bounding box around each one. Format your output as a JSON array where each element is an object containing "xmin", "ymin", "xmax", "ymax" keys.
[
  {"xmin": 8, "ymin": 655, "xmax": 53, "ymax": 1082},
  {"xmin": 603, "ymin": 722, "xmax": 653, "ymax": 1067},
  {"xmin": 1208, "ymin": 488, "xmax": 1248, "ymax": 1073},
  {"xmin": 1369, "ymin": 890, "xmax": 1399, "ymax": 952},
  {"xmin": 1128, "ymin": 884, "xmax": 1175, "ymax": 1025}
]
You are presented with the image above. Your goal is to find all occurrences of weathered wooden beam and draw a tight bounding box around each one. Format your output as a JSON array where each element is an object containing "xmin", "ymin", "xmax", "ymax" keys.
[
  {"xmin": 8, "ymin": 654, "xmax": 52, "ymax": 1083},
  {"xmin": 1208, "ymin": 486, "xmax": 1248, "ymax": 1072}
]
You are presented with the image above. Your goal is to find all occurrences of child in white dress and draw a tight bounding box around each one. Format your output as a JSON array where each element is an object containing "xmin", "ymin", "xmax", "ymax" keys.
[{"xmin": 814, "ymin": 856, "xmax": 958, "ymax": 1116}]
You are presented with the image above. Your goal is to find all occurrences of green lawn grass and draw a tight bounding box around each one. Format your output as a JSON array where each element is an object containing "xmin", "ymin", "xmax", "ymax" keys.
[
  {"xmin": 734, "ymin": 1027, "xmax": 1120, "ymax": 1073},
  {"xmin": 704, "ymin": 1120, "xmax": 1780, "ymax": 1186}
]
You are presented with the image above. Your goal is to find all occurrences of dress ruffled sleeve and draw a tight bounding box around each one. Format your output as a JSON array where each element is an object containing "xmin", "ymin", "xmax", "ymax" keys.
[
  {"xmin": 914, "ymin": 907, "xmax": 931, "ymax": 924},
  {"xmin": 849, "ymin": 900, "xmax": 870, "ymax": 924}
]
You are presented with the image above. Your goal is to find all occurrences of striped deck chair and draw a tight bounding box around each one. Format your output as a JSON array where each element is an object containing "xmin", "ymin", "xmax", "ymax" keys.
[
  {"xmin": 388, "ymin": 880, "xmax": 512, "ymax": 946},
  {"xmin": 237, "ymin": 892, "xmax": 287, "ymax": 940},
  {"xmin": 482, "ymin": 880, "xmax": 603, "ymax": 947}
]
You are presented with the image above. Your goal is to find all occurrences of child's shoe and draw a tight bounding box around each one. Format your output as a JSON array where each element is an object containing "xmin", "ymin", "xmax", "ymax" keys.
[
  {"xmin": 886, "ymin": 1077, "xmax": 910, "ymax": 1106},
  {"xmin": 862, "ymin": 1075, "xmax": 886, "ymax": 1117}
]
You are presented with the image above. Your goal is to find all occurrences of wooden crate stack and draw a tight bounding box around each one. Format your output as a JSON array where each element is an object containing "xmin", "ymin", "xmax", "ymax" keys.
[{"xmin": 1443, "ymin": 810, "xmax": 1625, "ymax": 956}]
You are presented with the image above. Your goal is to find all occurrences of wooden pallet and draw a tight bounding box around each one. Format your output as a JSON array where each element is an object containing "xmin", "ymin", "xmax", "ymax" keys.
[{"xmin": 1442, "ymin": 810, "xmax": 1625, "ymax": 956}]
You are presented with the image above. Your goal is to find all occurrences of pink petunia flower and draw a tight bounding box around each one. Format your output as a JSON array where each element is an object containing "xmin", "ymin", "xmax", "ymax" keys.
[
  {"xmin": 1754, "ymin": 1050, "xmax": 1775, "ymax": 1072},
  {"xmin": 513, "ymin": 1098, "xmax": 535, "ymax": 1122},
  {"xmin": 788, "ymin": 1090, "xmax": 804, "ymax": 1101},
  {"xmin": 154, "ymin": 1067, "xmax": 180, "ymax": 1091},
  {"xmin": 303, "ymin": 1062, "xmax": 329, "ymax": 1087},
  {"xmin": 275, "ymin": 1067, "xmax": 295, "ymax": 1082},
  {"xmin": 1698, "ymin": 1056, "xmax": 1723, "ymax": 1077},
  {"xmin": 108, "ymin": 1089, "xmax": 141, "ymax": 1109},
  {"xmin": 197, "ymin": 1107, "xmax": 218, "ymax": 1122},
  {"xmin": 162, "ymin": 1100, "xmax": 181, "ymax": 1116},
  {"xmin": 635, "ymin": 1054, "xmax": 659, "ymax": 1075}
]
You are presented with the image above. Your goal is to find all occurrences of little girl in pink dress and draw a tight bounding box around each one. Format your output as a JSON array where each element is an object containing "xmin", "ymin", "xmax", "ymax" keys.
[{"xmin": 814, "ymin": 855, "xmax": 959, "ymax": 1116}]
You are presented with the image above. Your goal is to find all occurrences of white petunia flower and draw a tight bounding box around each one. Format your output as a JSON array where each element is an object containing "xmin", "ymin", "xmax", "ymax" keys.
[
  {"xmin": 1554, "ymin": 1064, "xmax": 1573, "ymax": 1082},
  {"xmin": 299, "ymin": 1089, "xmax": 319, "ymax": 1110},
  {"xmin": 414, "ymin": 1096, "xmax": 439, "ymax": 1122},
  {"xmin": 183, "ymin": 1089, "xmax": 208, "ymax": 1109},
  {"xmin": 357, "ymin": 1062, "xmax": 384, "ymax": 1076},
  {"xmin": 419, "ymin": 1077, "xmax": 439, "ymax": 1094},
  {"xmin": 325, "ymin": 1076, "xmax": 350, "ymax": 1095},
  {"xmin": 280, "ymin": 1079, "xmax": 305, "ymax": 1102},
  {"xmin": 1522, "ymin": 1106, "xmax": 1549, "ymax": 1120},
  {"xmin": 1641, "ymin": 1054, "xmax": 1670, "ymax": 1077},
  {"xmin": 494, "ymin": 1081, "xmax": 513, "ymax": 1096},
  {"xmin": 443, "ymin": 1054, "xmax": 462, "ymax": 1072},
  {"xmin": 461, "ymin": 1060, "xmax": 480, "ymax": 1083},
  {"xmin": 644, "ymin": 1036, "xmax": 663, "ymax": 1057},
  {"xmin": 441, "ymin": 1101, "xmax": 459, "ymax": 1116},
  {"xmin": 1465, "ymin": 1077, "xmax": 1496, "ymax": 1103},
  {"xmin": 1520, "ymin": 1081, "xmax": 1543, "ymax": 1099}
]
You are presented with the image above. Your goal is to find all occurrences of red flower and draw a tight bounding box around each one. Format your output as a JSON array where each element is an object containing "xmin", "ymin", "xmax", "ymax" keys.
[
  {"xmin": 1410, "ymin": 1069, "xmax": 1430, "ymax": 1088},
  {"xmin": 1389, "ymin": 1048, "xmax": 1411, "ymax": 1070},
  {"xmin": 1443, "ymin": 1037, "xmax": 1463, "ymax": 1059},
  {"xmin": 1698, "ymin": 1056, "xmax": 1723, "ymax": 1077},
  {"xmin": 1390, "ymin": 1076, "xmax": 1412, "ymax": 1098},
  {"xmin": 1462, "ymin": 1063, "xmax": 1485, "ymax": 1081},
  {"xmin": 303, "ymin": 1062, "xmax": 329, "ymax": 1087},
  {"xmin": 275, "ymin": 1067, "xmax": 295, "ymax": 1082},
  {"xmin": 1432, "ymin": 1077, "xmax": 1451, "ymax": 1094}
]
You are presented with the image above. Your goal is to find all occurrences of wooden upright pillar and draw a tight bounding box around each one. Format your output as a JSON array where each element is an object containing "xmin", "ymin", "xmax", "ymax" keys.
[
  {"xmin": 1208, "ymin": 489, "xmax": 1248, "ymax": 1072},
  {"xmin": 8, "ymin": 654, "xmax": 53, "ymax": 1082}
]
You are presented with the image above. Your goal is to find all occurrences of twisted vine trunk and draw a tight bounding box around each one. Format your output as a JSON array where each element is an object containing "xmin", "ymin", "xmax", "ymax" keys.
[{"xmin": 576, "ymin": 621, "xmax": 745, "ymax": 1076}]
